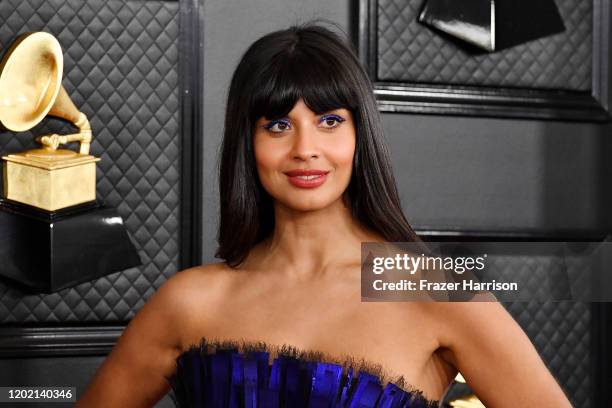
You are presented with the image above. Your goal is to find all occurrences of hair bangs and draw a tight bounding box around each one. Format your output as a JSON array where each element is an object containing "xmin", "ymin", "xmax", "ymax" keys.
[{"xmin": 249, "ymin": 47, "xmax": 359, "ymax": 122}]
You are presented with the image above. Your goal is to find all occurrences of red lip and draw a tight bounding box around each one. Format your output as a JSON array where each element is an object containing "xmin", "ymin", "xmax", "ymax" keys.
[
  {"xmin": 284, "ymin": 169, "xmax": 330, "ymax": 189},
  {"xmin": 284, "ymin": 169, "xmax": 330, "ymax": 177}
]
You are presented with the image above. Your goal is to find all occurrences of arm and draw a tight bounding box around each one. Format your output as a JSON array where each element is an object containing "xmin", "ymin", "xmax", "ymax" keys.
[
  {"xmin": 434, "ymin": 301, "xmax": 573, "ymax": 408},
  {"xmin": 75, "ymin": 270, "xmax": 199, "ymax": 408}
]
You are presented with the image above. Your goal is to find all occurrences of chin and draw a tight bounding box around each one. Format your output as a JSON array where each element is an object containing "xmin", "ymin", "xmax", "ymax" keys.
[{"xmin": 279, "ymin": 193, "xmax": 343, "ymax": 213}]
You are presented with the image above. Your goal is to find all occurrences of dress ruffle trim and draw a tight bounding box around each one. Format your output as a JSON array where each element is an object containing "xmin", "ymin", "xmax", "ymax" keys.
[{"xmin": 166, "ymin": 336, "xmax": 440, "ymax": 408}]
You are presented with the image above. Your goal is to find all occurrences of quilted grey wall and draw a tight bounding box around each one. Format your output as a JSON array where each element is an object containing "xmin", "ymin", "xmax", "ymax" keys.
[
  {"xmin": 503, "ymin": 300, "xmax": 591, "ymax": 407},
  {"xmin": 0, "ymin": 0, "xmax": 180, "ymax": 322},
  {"xmin": 377, "ymin": 0, "xmax": 592, "ymax": 90}
]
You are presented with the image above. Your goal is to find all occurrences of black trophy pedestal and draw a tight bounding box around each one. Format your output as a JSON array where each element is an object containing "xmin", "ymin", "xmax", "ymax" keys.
[{"xmin": 0, "ymin": 198, "xmax": 141, "ymax": 293}]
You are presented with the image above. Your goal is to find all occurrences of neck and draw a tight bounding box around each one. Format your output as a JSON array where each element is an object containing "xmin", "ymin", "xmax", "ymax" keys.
[{"xmin": 245, "ymin": 198, "xmax": 383, "ymax": 281}]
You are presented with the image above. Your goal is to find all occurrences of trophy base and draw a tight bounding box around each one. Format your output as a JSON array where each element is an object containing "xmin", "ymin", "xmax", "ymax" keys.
[
  {"xmin": 2, "ymin": 151, "xmax": 99, "ymax": 211},
  {"xmin": 0, "ymin": 198, "xmax": 141, "ymax": 293}
]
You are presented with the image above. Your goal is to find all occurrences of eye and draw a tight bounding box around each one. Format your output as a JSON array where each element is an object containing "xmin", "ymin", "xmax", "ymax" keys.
[
  {"xmin": 319, "ymin": 114, "xmax": 345, "ymax": 129},
  {"xmin": 263, "ymin": 118, "xmax": 291, "ymax": 133}
]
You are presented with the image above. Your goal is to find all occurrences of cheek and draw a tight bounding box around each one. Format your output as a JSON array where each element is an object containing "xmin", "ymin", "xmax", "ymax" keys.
[
  {"xmin": 334, "ymin": 141, "xmax": 356, "ymax": 166},
  {"xmin": 253, "ymin": 134, "xmax": 276, "ymax": 171},
  {"xmin": 253, "ymin": 135, "xmax": 286, "ymax": 188},
  {"xmin": 330, "ymin": 133, "xmax": 356, "ymax": 174}
]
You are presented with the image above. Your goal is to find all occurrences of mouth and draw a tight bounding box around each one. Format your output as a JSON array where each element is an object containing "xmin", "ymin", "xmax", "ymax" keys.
[{"xmin": 283, "ymin": 169, "xmax": 330, "ymax": 188}]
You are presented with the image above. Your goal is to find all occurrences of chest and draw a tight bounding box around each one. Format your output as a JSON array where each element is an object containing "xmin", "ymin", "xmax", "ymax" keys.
[{"xmin": 186, "ymin": 280, "xmax": 444, "ymax": 386}]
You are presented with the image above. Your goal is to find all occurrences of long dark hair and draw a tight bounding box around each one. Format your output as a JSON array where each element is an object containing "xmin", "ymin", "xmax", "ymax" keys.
[{"xmin": 216, "ymin": 22, "xmax": 420, "ymax": 267}]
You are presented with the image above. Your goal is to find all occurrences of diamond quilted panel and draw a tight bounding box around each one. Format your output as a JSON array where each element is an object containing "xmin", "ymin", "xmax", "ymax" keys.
[
  {"xmin": 480, "ymin": 252, "xmax": 591, "ymax": 301},
  {"xmin": 447, "ymin": 300, "xmax": 591, "ymax": 408},
  {"xmin": 377, "ymin": 0, "xmax": 592, "ymax": 90},
  {"xmin": 465, "ymin": 253, "xmax": 592, "ymax": 407},
  {"xmin": 502, "ymin": 301, "xmax": 591, "ymax": 408},
  {"xmin": 0, "ymin": 0, "xmax": 180, "ymax": 323}
]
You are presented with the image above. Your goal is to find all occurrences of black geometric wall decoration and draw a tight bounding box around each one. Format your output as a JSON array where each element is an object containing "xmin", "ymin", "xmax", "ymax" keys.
[
  {"xmin": 358, "ymin": 0, "xmax": 611, "ymax": 121},
  {"xmin": 419, "ymin": 0, "xmax": 565, "ymax": 52},
  {"xmin": 419, "ymin": 0, "xmax": 496, "ymax": 51}
]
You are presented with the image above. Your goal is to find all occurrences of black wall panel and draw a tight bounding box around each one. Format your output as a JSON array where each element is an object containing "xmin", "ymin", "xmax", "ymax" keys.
[
  {"xmin": 360, "ymin": 0, "xmax": 608, "ymax": 404},
  {"xmin": 0, "ymin": 0, "xmax": 181, "ymax": 323}
]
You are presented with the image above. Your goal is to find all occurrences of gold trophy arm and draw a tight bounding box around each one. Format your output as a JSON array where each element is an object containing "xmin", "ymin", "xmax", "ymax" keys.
[
  {"xmin": 43, "ymin": 86, "xmax": 92, "ymax": 155},
  {"xmin": 37, "ymin": 128, "xmax": 91, "ymax": 154},
  {"xmin": 74, "ymin": 112, "xmax": 92, "ymax": 155}
]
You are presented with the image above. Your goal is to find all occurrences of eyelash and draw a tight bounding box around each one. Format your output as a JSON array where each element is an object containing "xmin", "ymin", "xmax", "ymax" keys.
[
  {"xmin": 262, "ymin": 114, "xmax": 346, "ymax": 133},
  {"xmin": 263, "ymin": 119, "xmax": 291, "ymax": 132},
  {"xmin": 320, "ymin": 114, "xmax": 346, "ymax": 128}
]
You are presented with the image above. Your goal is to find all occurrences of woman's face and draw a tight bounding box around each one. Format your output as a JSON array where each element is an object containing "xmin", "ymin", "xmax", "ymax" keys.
[{"xmin": 253, "ymin": 99, "xmax": 356, "ymax": 212}]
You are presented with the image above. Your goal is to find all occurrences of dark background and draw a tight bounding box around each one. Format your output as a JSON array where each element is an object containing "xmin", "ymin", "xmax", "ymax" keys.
[{"xmin": 0, "ymin": 0, "xmax": 610, "ymax": 407}]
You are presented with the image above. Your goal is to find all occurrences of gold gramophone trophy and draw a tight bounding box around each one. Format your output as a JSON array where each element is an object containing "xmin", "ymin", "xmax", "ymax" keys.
[
  {"xmin": 0, "ymin": 32, "xmax": 98, "ymax": 210},
  {"xmin": 0, "ymin": 32, "xmax": 140, "ymax": 293}
]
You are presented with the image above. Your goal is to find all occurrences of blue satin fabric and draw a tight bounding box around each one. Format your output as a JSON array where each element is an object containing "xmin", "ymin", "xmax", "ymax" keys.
[{"xmin": 168, "ymin": 345, "xmax": 439, "ymax": 408}]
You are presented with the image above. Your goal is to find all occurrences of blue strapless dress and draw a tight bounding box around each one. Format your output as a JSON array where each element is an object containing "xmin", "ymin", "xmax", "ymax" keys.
[{"xmin": 166, "ymin": 337, "xmax": 439, "ymax": 408}]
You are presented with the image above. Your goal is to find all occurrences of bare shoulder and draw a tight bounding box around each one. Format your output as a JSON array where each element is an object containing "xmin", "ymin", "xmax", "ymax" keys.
[
  {"xmin": 413, "ymin": 297, "xmax": 518, "ymax": 364},
  {"xmin": 76, "ymin": 262, "xmax": 235, "ymax": 407},
  {"xmin": 419, "ymin": 298, "xmax": 515, "ymax": 346},
  {"xmin": 163, "ymin": 262, "xmax": 233, "ymax": 296},
  {"xmin": 157, "ymin": 262, "xmax": 236, "ymax": 320},
  {"xmin": 124, "ymin": 261, "xmax": 237, "ymax": 350}
]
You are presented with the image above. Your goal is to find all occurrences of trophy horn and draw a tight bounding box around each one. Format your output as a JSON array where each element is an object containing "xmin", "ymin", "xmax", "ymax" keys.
[{"xmin": 0, "ymin": 31, "xmax": 91, "ymax": 155}]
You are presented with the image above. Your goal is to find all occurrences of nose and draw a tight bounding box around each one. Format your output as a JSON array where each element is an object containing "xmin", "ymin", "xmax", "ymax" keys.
[{"xmin": 290, "ymin": 127, "xmax": 319, "ymax": 161}]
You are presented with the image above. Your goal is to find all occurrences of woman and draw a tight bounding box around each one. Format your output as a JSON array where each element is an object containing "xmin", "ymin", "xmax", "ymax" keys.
[{"xmin": 77, "ymin": 23, "xmax": 572, "ymax": 407}]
